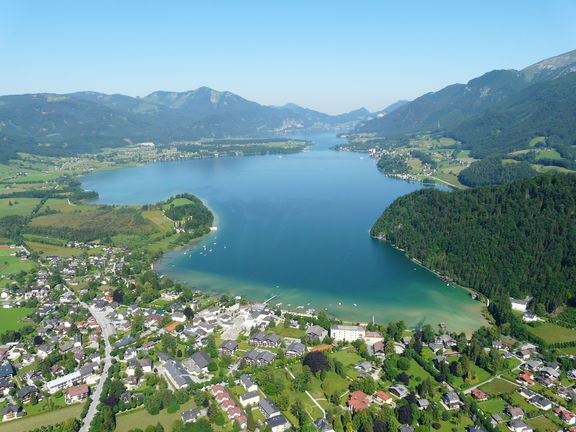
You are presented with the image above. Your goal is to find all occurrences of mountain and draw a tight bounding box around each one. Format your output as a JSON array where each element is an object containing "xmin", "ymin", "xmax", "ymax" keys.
[
  {"xmin": 374, "ymin": 100, "xmax": 410, "ymax": 116},
  {"xmin": 522, "ymin": 49, "xmax": 576, "ymax": 82},
  {"xmin": 371, "ymin": 173, "xmax": 576, "ymax": 312},
  {"xmin": 0, "ymin": 88, "xmax": 370, "ymax": 157},
  {"xmin": 451, "ymin": 71, "xmax": 576, "ymax": 158},
  {"xmin": 356, "ymin": 49, "xmax": 576, "ymax": 136}
]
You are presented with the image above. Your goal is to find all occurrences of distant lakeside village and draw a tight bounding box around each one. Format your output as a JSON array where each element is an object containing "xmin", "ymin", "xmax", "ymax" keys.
[{"xmin": 1, "ymin": 240, "xmax": 576, "ymax": 432}]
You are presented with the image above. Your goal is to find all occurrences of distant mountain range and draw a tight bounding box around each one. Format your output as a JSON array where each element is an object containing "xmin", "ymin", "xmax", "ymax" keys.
[
  {"xmin": 356, "ymin": 49, "xmax": 576, "ymax": 144},
  {"xmin": 0, "ymin": 87, "xmax": 372, "ymax": 158}
]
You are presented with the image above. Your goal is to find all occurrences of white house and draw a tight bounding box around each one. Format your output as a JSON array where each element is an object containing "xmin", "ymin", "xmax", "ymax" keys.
[
  {"xmin": 330, "ymin": 325, "xmax": 366, "ymax": 342},
  {"xmin": 239, "ymin": 390, "xmax": 260, "ymax": 407},
  {"xmin": 510, "ymin": 297, "xmax": 531, "ymax": 312}
]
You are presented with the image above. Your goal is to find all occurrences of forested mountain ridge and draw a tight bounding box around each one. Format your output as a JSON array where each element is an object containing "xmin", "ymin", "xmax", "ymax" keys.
[
  {"xmin": 371, "ymin": 173, "xmax": 576, "ymax": 312},
  {"xmin": 0, "ymin": 87, "xmax": 370, "ymax": 158},
  {"xmin": 450, "ymin": 71, "xmax": 576, "ymax": 158},
  {"xmin": 356, "ymin": 49, "xmax": 576, "ymax": 137},
  {"xmin": 356, "ymin": 69, "xmax": 529, "ymax": 135}
]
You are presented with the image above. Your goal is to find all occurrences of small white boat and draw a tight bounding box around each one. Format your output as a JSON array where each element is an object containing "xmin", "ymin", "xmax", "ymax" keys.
[{"xmin": 353, "ymin": 303, "xmax": 357, "ymax": 307}]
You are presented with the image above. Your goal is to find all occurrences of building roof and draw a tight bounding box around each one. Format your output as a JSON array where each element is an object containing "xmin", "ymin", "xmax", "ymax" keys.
[
  {"xmin": 190, "ymin": 351, "xmax": 213, "ymax": 369},
  {"xmin": 259, "ymin": 398, "xmax": 280, "ymax": 417},
  {"xmin": 0, "ymin": 364, "xmax": 15, "ymax": 378},
  {"xmin": 240, "ymin": 374, "xmax": 257, "ymax": 389},
  {"xmin": 348, "ymin": 390, "xmax": 369, "ymax": 411},
  {"xmin": 240, "ymin": 390, "xmax": 260, "ymax": 401},
  {"xmin": 181, "ymin": 408, "xmax": 201, "ymax": 422},
  {"xmin": 66, "ymin": 384, "xmax": 89, "ymax": 397},
  {"xmin": 266, "ymin": 414, "xmax": 290, "ymax": 428},
  {"xmin": 219, "ymin": 340, "xmax": 238, "ymax": 350},
  {"xmin": 17, "ymin": 385, "xmax": 38, "ymax": 399}
]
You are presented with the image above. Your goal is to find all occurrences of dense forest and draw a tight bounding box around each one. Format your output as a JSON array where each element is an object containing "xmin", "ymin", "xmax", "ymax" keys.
[
  {"xmin": 371, "ymin": 174, "xmax": 576, "ymax": 312},
  {"xmin": 457, "ymin": 157, "xmax": 537, "ymax": 187}
]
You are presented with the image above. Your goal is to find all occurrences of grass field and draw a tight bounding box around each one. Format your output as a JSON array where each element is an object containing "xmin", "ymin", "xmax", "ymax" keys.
[
  {"xmin": 0, "ymin": 403, "xmax": 83, "ymax": 432},
  {"xmin": 269, "ymin": 325, "xmax": 305, "ymax": 339},
  {"xmin": 0, "ymin": 198, "xmax": 42, "ymax": 217},
  {"xmin": 30, "ymin": 207, "xmax": 155, "ymax": 235},
  {"xmin": 527, "ymin": 322, "xmax": 576, "ymax": 344},
  {"xmin": 330, "ymin": 349, "xmax": 363, "ymax": 367},
  {"xmin": 558, "ymin": 346, "xmax": 576, "ymax": 356},
  {"xmin": 479, "ymin": 378, "xmax": 518, "ymax": 396},
  {"xmin": 40, "ymin": 198, "xmax": 95, "ymax": 214},
  {"xmin": 527, "ymin": 415, "xmax": 562, "ymax": 432},
  {"xmin": 162, "ymin": 198, "xmax": 194, "ymax": 210},
  {"xmin": 115, "ymin": 400, "xmax": 197, "ymax": 432},
  {"xmin": 26, "ymin": 241, "xmax": 88, "ymax": 257},
  {"xmin": 535, "ymin": 149, "xmax": 563, "ymax": 160},
  {"xmin": 478, "ymin": 397, "xmax": 507, "ymax": 414},
  {"xmin": 0, "ymin": 308, "xmax": 34, "ymax": 332},
  {"xmin": 0, "ymin": 255, "xmax": 35, "ymax": 275}
]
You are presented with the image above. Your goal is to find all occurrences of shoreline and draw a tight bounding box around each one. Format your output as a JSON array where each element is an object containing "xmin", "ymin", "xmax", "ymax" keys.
[
  {"xmin": 78, "ymin": 138, "xmax": 489, "ymax": 333},
  {"xmin": 372, "ymin": 234, "xmax": 491, "ymax": 322}
]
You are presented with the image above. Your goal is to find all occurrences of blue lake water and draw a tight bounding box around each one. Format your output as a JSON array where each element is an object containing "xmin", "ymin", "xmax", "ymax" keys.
[{"xmin": 82, "ymin": 135, "xmax": 486, "ymax": 331}]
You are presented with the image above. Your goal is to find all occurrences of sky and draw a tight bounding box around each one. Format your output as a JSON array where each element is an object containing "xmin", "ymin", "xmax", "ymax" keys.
[{"xmin": 1, "ymin": 1, "xmax": 576, "ymax": 114}]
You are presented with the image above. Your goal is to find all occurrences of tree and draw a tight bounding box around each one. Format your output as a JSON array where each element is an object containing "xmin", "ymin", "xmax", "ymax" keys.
[
  {"xmin": 397, "ymin": 403, "xmax": 413, "ymax": 425},
  {"xmin": 102, "ymin": 406, "xmax": 116, "ymax": 431},
  {"xmin": 303, "ymin": 351, "xmax": 330, "ymax": 374},
  {"xmin": 397, "ymin": 357, "xmax": 410, "ymax": 371}
]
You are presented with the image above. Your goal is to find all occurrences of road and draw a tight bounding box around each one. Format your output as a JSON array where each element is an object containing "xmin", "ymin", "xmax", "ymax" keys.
[{"xmin": 79, "ymin": 303, "xmax": 115, "ymax": 432}]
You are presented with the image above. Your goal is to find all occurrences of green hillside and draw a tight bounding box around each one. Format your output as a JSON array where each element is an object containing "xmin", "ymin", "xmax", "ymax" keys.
[{"xmin": 451, "ymin": 72, "xmax": 576, "ymax": 159}]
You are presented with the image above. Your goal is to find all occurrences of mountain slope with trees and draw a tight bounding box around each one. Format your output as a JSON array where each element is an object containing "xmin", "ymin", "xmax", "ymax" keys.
[
  {"xmin": 370, "ymin": 174, "xmax": 576, "ymax": 312},
  {"xmin": 0, "ymin": 87, "xmax": 370, "ymax": 158},
  {"xmin": 450, "ymin": 71, "xmax": 576, "ymax": 158},
  {"xmin": 356, "ymin": 49, "xmax": 576, "ymax": 137}
]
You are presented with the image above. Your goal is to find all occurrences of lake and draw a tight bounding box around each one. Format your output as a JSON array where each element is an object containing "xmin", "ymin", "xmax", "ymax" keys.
[{"xmin": 82, "ymin": 135, "xmax": 487, "ymax": 332}]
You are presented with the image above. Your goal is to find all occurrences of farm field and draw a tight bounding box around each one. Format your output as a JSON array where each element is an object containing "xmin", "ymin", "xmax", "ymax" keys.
[
  {"xmin": 527, "ymin": 322, "xmax": 576, "ymax": 344},
  {"xmin": 527, "ymin": 415, "xmax": 563, "ymax": 432},
  {"xmin": 479, "ymin": 378, "xmax": 518, "ymax": 396},
  {"xmin": 115, "ymin": 400, "xmax": 198, "ymax": 432},
  {"xmin": 0, "ymin": 198, "xmax": 42, "ymax": 217},
  {"xmin": 0, "ymin": 403, "xmax": 83, "ymax": 432},
  {"xmin": 0, "ymin": 308, "xmax": 34, "ymax": 332}
]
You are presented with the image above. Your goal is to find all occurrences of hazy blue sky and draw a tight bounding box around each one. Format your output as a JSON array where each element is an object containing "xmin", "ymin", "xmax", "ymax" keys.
[{"xmin": 2, "ymin": 1, "xmax": 575, "ymax": 114}]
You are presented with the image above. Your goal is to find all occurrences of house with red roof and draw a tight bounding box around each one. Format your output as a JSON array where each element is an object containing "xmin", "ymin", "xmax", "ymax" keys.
[
  {"xmin": 555, "ymin": 408, "xmax": 576, "ymax": 425},
  {"xmin": 470, "ymin": 388, "xmax": 488, "ymax": 401},
  {"xmin": 348, "ymin": 390, "xmax": 369, "ymax": 412},
  {"xmin": 516, "ymin": 370, "xmax": 534, "ymax": 386}
]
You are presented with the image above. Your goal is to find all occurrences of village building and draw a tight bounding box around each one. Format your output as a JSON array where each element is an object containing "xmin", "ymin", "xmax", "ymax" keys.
[
  {"xmin": 330, "ymin": 325, "xmax": 365, "ymax": 342},
  {"xmin": 348, "ymin": 390, "xmax": 369, "ymax": 412},
  {"xmin": 65, "ymin": 384, "xmax": 90, "ymax": 404}
]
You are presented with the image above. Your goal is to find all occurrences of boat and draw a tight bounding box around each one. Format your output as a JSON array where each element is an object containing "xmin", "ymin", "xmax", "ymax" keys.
[{"xmin": 353, "ymin": 303, "xmax": 357, "ymax": 307}]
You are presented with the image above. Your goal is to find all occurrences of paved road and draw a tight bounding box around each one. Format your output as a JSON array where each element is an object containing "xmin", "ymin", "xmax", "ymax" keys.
[{"xmin": 79, "ymin": 305, "xmax": 114, "ymax": 432}]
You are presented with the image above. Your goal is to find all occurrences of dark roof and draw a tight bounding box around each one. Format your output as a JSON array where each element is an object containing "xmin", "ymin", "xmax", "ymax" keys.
[
  {"xmin": 181, "ymin": 408, "xmax": 201, "ymax": 422},
  {"xmin": 114, "ymin": 336, "xmax": 135, "ymax": 348},
  {"xmin": 259, "ymin": 398, "xmax": 280, "ymax": 417},
  {"xmin": 190, "ymin": 351, "xmax": 213, "ymax": 369},
  {"xmin": 266, "ymin": 414, "xmax": 289, "ymax": 428},
  {"xmin": 219, "ymin": 340, "xmax": 238, "ymax": 350},
  {"xmin": 240, "ymin": 374, "xmax": 256, "ymax": 388},
  {"xmin": 0, "ymin": 364, "xmax": 15, "ymax": 378},
  {"xmin": 240, "ymin": 390, "xmax": 260, "ymax": 401},
  {"xmin": 17, "ymin": 386, "xmax": 39, "ymax": 399}
]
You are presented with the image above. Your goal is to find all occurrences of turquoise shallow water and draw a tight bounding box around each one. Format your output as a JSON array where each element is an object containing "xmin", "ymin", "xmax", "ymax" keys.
[{"xmin": 81, "ymin": 135, "xmax": 487, "ymax": 332}]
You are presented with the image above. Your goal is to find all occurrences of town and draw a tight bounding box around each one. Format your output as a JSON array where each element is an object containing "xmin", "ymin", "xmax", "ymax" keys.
[{"xmin": 1, "ymin": 238, "xmax": 576, "ymax": 432}]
